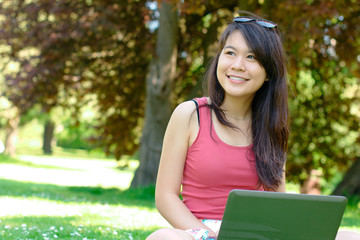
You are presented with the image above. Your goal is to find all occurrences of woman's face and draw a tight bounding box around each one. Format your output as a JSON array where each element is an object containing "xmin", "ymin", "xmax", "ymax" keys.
[{"xmin": 216, "ymin": 30, "xmax": 267, "ymax": 100}]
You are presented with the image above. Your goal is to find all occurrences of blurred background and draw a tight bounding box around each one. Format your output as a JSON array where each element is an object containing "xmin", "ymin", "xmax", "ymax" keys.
[{"xmin": 0, "ymin": 0, "xmax": 359, "ymax": 239}]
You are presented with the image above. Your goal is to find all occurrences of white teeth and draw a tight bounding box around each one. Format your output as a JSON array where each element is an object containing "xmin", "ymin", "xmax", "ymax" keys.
[{"xmin": 229, "ymin": 76, "xmax": 246, "ymax": 81}]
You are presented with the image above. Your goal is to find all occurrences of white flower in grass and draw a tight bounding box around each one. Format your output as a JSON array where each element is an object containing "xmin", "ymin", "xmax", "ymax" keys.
[
  {"xmin": 126, "ymin": 232, "xmax": 133, "ymax": 240},
  {"xmin": 49, "ymin": 226, "xmax": 56, "ymax": 231},
  {"xmin": 71, "ymin": 231, "xmax": 81, "ymax": 236},
  {"xmin": 4, "ymin": 225, "xmax": 10, "ymax": 229},
  {"xmin": 54, "ymin": 234, "xmax": 58, "ymax": 238}
]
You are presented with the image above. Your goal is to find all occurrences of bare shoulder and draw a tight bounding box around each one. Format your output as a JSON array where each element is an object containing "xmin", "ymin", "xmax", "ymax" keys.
[
  {"xmin": 171, "ymin": 100, "xmax": 198, "ymax": 122},
  {"xmin": 167, "ymin": 100, "xmax": 199, "ymax": 141}
]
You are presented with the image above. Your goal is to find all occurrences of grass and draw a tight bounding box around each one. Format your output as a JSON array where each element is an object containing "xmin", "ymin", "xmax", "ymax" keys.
[
  {"xmin": 0, "ymin": 149, "xmax": 170, "ymax": 239},
  {"xmin": 341, "ymin": 197, "xmax": 360, "ymax": 231},
  {"xmin": 0, "ymin": 146, "xmax": 359, "ymax": 239}
]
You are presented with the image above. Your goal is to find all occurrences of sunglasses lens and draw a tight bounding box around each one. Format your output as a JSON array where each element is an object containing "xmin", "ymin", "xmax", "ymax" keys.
[
  {"xmin": 233, "ymin": 16, "xmax": 277, "ymax": 29},
  {"xmin": 257, "ymin": 20, "xmax": 277, "ymax": 28},
  {"xmin": 233, "ymin": 17, "xmax": 254, "ymax": 23}
]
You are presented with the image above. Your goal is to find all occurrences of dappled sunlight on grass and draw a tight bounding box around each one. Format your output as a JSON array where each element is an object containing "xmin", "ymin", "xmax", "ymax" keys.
[
  {"xmin": 0, "ymin": 148, "xmax": 358, "ymax": 239},
  {"xmin": 0, "ymin": 197, "xmax": 84, "ymax": 217},
  {"xmin": 0, "ymin": 196, "xmax": 168, "ymax": 227},
  {"xmin": 0, "ymin": 154, "xmax": 136, "ymax": 189},
  {"xmin": 340, "ymin": 201, "xmax": 360, "ymax": 232},
  {"xmin": 0, "ymin": 151, "xmax": 169, "ymax": 239},
  {"xmin": 0, "ymin": 195, "xmax": 169, "ymax": 239},
  {"xmin": 15, "ymin": 144, "xmax": 117, "ymax": 160},
  {"xmin": 0, "ymin": 177, "xmax": 155, "ymax": 207},
  {"xmin": 0, "ymin": 154, "xmax": 72, "ymax": 170}
]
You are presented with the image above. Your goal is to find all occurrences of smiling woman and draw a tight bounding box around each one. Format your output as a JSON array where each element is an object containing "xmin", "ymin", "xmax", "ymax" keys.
[{"xmin": 146, "ymin": 11, "xmax": 289, "ymax": 240}]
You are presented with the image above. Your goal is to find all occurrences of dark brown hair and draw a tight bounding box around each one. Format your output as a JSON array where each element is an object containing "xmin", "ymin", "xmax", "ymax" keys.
[{"xmin": 204, "ymin": 13, "xmax": 289, "ymax": 191}]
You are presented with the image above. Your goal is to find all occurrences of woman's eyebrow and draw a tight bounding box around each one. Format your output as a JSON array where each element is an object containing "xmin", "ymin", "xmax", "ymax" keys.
[
  {"xmin": 224, "ymin": 45, "xmax": 254, "ymax": 54},
  {"xmin": 224, "ymin": 45, "xmax": 237, "ymax": 51}
]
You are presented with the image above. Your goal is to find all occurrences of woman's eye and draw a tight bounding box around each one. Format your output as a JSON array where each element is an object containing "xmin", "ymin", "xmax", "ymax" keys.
[
  {"xmin": 225, "ymin": 51, "xmax": 235, "ymax": 56},
  {"xmin": 247, "ymin": 55, "xmax": 256, "ymax": 60}
]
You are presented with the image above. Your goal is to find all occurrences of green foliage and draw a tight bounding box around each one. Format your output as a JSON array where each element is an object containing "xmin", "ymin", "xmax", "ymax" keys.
[
  {"xmin": 287, "ymin": 65, "xmax": 359, "ymax": 184},
  {"xmin": 0, "ymin": 0, "xmax": 154, "ymax": 159},
  {"xmin": 56, "ymin": 119, "xmax": 96, "ymax": 151},
  {"xmin": 275, "ymin": 1, "xmax": 360, "ymax": 184}
]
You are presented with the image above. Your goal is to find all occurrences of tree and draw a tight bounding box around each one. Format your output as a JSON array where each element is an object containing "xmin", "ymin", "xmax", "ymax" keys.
[
  {"xmin": 4, "ymin": 111, "xmax": 19, "ymax": 157},
  {"xmin": 332, "ymin": 158, "xmax": 360, "ymax": 196},
  {"xmin": 131, "ymin": 1, "xmax": 178, "ymax": 187},
  {"xmin": 1, "ymin": 0, "xmax": 359, "ymax": 195},
  {"xmin": 0, "ymin": 0, "xmax": 153, "ymax": 158},
  {"xmin": 43, "ymin": 119, "xmax": 55, "ymax": 155},
  {"xmin": 276, "ymin": 1, "xmax": 360, "ymax": 193}
]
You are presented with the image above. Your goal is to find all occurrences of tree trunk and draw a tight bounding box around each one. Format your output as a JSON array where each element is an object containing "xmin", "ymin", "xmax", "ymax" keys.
[
  {"xmin": 332, "ymin": 158, "xmax": 360, "ymax": 196},
  {"xmin": 130, "ymin": 1, "xmax": 178, "ymax": 188},
  {"xmin": 4, "ymin": 114, "xmax": 20, "ymax": 157},
  {"xmin": 43, "ymin": 120, "xmax": 55, "ymax": 155}
]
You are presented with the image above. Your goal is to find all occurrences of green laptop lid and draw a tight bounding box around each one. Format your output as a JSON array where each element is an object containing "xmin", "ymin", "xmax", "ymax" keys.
[{"xmin": 218, "ymin": 190, "xmax": 347, "ymax": 240}]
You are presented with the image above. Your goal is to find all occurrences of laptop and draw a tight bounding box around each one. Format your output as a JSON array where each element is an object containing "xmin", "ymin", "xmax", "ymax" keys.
[{"xmin": 217, "ymin": 189, "xmax": 347, "ymax": 240}]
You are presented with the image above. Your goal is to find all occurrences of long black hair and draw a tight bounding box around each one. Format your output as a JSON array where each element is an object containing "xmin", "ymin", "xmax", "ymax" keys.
[{"xmin": 204, "ymin": 13, "xmax": 289, "ymax": 191}]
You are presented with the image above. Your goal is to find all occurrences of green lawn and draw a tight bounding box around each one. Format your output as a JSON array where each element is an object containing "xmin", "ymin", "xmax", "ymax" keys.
[
  {"xmin": 0, "ymin": 149, "xmax": 170, "ymax": 239},
  {"xmin": 0, "ymin": 147, "xmax": 359, "ymax": 239}
]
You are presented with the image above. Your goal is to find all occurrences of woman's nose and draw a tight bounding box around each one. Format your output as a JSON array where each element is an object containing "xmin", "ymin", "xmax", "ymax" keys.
[{"xmin": 231, "ymin": 57, "xmax": 246, "ymax": 71}]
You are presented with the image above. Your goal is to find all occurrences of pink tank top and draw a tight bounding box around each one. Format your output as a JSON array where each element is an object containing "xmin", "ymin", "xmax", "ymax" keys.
[{"xmin": 181, "ymin": 97, "xmax": 263, "ymax": 220}]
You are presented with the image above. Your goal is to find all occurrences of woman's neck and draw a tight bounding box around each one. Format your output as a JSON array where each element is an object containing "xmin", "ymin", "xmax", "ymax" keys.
[{"xmin": 221, "ymin": 95, "xmax": 253, "ymax": 120}]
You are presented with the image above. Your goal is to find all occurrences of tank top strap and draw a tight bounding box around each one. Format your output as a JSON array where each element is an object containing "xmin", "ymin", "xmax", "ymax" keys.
[{"xmin": 193, "ymin": 97, "xmax": 211, "ymax": 130}]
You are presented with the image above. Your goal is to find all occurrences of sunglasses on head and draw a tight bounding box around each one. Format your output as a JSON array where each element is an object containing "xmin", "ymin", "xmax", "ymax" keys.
[{"xmin": 233, "ymin": 16, "xmax": 277, "ymax": 29}]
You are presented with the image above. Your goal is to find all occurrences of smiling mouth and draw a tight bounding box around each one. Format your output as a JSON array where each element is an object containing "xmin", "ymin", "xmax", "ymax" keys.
[{"xmin": 227, "ymin": 75, "xmax": 248, "ymax": 81}]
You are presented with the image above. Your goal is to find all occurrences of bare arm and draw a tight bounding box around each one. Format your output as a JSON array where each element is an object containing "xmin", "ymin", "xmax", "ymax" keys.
[{"xmin": 155, "ymin": 101, "xmax": 216, "ymax": 235}]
